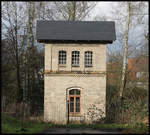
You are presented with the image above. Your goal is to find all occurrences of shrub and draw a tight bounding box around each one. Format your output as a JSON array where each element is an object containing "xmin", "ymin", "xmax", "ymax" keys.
[{"xmin": 106, "ymin": 85, "xmax": 149, "ymax": 124}]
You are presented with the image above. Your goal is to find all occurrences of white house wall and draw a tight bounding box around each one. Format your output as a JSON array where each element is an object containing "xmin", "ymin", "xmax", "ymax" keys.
[{"xmin": 44, "ymin": 43, "xmax": 106, "ymax": 124}]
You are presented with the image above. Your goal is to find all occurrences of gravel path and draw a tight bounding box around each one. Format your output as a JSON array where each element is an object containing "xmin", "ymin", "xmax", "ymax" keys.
[{"xmin": 42, "ymin": 128, "xmax": 123, "ymax": 134}]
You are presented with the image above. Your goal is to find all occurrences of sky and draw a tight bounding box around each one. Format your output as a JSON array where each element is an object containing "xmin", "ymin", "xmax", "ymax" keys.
[
  {"xmin": 90, "ymin": 2, "xmax": 116, "ymax": 20},
  {"xmin": 89, "ymin": 2, "xmax": 149, "ymax": 58}
]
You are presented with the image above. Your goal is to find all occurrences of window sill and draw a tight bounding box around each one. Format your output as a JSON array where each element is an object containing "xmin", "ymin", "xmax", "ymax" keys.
[
  {"xmin": 72, "ymin": 66, "xmax": 80, "ymax": 67},
  {"xmin": 85, "ymin": 66, "xmax": 93, "ymax": 68},
  {"xmin": 58, "ymin": 64, "xmax": 66, "ymax": 67}
]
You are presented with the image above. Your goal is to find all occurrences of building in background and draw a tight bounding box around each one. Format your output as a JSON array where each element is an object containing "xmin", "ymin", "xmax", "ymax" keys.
[{"xmin": 128, "ymin": 56, "xmax": 149, "ymax": 89}]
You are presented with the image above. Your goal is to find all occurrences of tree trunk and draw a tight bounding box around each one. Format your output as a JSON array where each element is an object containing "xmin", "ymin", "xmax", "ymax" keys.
[
  {"xmin": 14, "ymin": 3, "xmax": 22, "ymax": 103},
  {"xmin": 119, "ymin": 3, "xmax": 131, "ymax": 97},
  {"xmin": 25, "ymin": 2, "xmax": 36, "ymax": 119},
  {"xmin": 72, "ymin": 2, "xmax": 76, "ymax": 21}
]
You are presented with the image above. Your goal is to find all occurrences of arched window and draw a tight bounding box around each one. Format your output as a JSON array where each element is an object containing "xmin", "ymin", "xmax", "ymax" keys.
[
  {"xmin": 69, "ymin": 89, "xmax": 81, "ymax": 113},
  {"xmin": 72, "ymin": 51, "xmax": 80, "ymax": 67},
  {"xmin": 85, "ymin": 51, "xmax": 93, "ymax": 67},
  {"xmin": 59, "ymin": 51, "xmax": 66, "ymax": 64}
]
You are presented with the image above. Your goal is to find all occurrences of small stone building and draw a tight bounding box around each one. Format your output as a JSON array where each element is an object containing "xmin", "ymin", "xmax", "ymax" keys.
[{"xmin": 36, "ymin": 21, "xmax": 116, "ymax": 124}]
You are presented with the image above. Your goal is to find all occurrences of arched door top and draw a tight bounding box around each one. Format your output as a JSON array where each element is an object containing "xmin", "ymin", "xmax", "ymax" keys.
[
  {"xmin": 69, "ymin": 89, "xmax": 80, "ymax": 95},
  {"xmin": 66, "ymin": 86, "xmax": 83, "ymax": 92}
]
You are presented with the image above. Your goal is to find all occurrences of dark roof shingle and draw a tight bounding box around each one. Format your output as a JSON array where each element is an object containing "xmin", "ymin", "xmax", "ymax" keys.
[{"xmin": 36, "ymin": 21, "xmax": 116, "ymax": 43}]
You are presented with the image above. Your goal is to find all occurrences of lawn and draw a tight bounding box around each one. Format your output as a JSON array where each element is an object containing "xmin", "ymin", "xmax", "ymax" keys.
[
  {"xmin": 2, "ymin": 113, "xmax": 149, "ymax": 134},
  {"xmin": 2, "ymin": 113, "xmax": 50, "ymax": 134}
]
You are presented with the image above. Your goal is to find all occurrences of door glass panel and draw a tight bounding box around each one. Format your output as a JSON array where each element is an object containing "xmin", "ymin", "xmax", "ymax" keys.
[
  {"xmin": 76, "ymin": 97, "xmax": 80, "ymax": 112},
  {"xmin": 69, "ymin": 89, "xmax": 81, "ymax": 113},
  {"xmin": 70, "ymin": 97, "xmax": 74, "ymax": 112}
]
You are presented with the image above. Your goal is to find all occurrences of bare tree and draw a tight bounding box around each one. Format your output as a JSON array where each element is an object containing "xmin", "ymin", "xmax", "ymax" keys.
[
  {"xmin": 2, "ymin": 2, "xmax": 27, "ymax": 103},
  {"xmin": 119, "ymin": 3, "xmax": 131, "ymax": 97},
  {"xmin": 34, "ymin": 2, "xmax": 56, "ymax": 20},
  {"xmin": 52, "ymin": 2, "xmax": 96, "ymax": 21},
  {"xmin": 2, "ymin": 1, "xmax": 46, "ymax": 117},
  {"xmin": 119, "ymin": 2, "xmax": 148, "ymax": 97},
  {"xmin": 94, "ymin": 2, "xmax": 148, "ymax": 97}
]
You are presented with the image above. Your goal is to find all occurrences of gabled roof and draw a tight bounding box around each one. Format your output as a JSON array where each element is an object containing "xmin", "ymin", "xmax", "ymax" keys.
[{"xmin": 36, "ymin": 21, "xmax": 116, "ymax": 44}]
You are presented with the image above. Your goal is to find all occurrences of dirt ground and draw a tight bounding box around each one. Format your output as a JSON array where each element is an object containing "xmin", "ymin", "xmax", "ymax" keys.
[{"xmin": 42, "ymin": 128, "xmax": 122, "ymax": 134}]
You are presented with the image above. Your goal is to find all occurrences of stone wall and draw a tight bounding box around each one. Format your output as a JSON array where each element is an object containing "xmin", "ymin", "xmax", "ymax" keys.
[
  {"xmin": 44, "ymin": 43, "xmax": 106, "ymax": 124},
  {"xmin": 45, "ymin": 44, "xmax": 106, "ymax": 72}
]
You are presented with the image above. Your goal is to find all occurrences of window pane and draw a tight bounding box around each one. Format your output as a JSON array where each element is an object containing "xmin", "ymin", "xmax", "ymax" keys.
[
  {"xmin": 69, "ymin": 90, "xmax": 75, "ymax": 95},
  {"xmin": 76, "ymin": 97, "xmax": 80, "ymax": 112},
  {"xmin": 59, "ymin": 51, "xmax": 66, "ymax": 64},
  {"xmin": 85, "ymin": 51, "xmax": 92, "ymax": 67},
  {"xmin": 70, "ymin": 97, "xmax": 74, "ymax": 112},
  {"xmin": 72, "ymin": 51, "xmax": 80, "ymax": 66},
  {"xmin": 76, "ymin": 90, "xmax": 80, "ymax": 95}
]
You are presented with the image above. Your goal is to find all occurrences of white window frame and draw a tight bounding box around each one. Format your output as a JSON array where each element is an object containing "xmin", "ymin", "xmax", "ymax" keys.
[
  {"xmin": 85, "ymin": 51, "xmax": 93, "ymax": 67},
  {"xmin": 72, "ymin": 51, "xmax": 80, "ymax": 67},
  {"xmin": 58, "ymin": 50, "xmax": 66, "ymax": 65}
]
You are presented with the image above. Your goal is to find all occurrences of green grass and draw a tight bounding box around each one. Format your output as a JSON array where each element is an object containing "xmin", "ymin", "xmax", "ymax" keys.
[
  {"xmin": 127, "ymin": 122, "xmax": 149, "ymax": 134},
  {"xmin": 2, "ymin": 113, "xmax": 50, "ymax": 134},
  {"xmin": 2, "ymin": 113, "xmax": 149, "ymax": 134}
]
